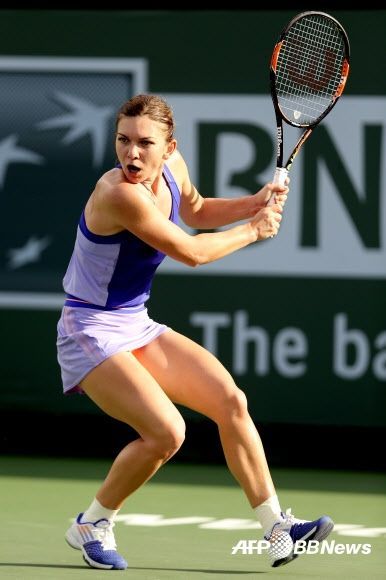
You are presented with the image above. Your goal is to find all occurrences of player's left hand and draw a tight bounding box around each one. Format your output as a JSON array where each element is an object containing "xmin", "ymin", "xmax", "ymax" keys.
[{"xmin": 252, "ymin": 178, "xmax": 289, "ymax": 212}]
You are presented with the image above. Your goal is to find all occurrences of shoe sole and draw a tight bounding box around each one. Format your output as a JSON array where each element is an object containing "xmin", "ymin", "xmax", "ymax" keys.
[{"xmin": 272, "ymin": 517, "xmax": 334, "ymax": 568}]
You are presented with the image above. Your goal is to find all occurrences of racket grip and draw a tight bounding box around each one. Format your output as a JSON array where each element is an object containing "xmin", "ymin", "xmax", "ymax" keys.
[
  {"xmin": 273, "ymin": 167, "xmax": 288, "ymax": 185},
  {"xmin": 267, "ymin": 167, "xmax": 288, "ymax": 206}
]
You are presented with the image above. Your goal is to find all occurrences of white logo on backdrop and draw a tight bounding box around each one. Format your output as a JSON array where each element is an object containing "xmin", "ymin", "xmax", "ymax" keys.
[
  {"xmin": 0, "ymin": 56, "xmax": 147, "ymax": 309},
  {"xmin": 160, "ymin": 95, "xmax": 386, "ymax": 279}
]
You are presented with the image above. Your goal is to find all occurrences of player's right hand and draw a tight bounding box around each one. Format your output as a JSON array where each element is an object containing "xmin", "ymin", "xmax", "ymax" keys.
[{"xmin": 249, "ymin": 204, "xmax": 282, "ymax": 241}]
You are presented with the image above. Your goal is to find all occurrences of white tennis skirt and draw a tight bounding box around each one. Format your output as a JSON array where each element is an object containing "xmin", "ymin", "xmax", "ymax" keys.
[{"xmin": 56, "ymin": 305, "xmax": 169, "ymax": 394}]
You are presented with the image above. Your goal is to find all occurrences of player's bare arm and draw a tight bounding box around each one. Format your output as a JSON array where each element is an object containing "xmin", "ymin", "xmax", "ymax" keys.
[
  {"xmin": 174, "ymin": 151, "xmax": 288, "ymax": 229},
  {"xmin": 103, "ymin": 180, "xmax": 281, "ymax": 267}
]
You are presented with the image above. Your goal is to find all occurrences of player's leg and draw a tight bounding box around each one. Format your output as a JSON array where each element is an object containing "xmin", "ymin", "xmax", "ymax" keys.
[
  {"xmin": 65, "ymin": 350, "xmax": 185, "ymax": 569},
  {"xmin": 133, "ymin": 329, "xmax": 275, "ymax": 507},
  {"xmin": 80, "ymin": 350, "xmax": 186, "ymax": 508},
  {"xmin": 133, "ymin": 329, "xmax": 334, "ymax": 567}
]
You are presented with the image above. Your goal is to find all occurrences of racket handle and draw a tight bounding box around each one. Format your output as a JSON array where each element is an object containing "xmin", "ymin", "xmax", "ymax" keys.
[
  {"xmin": 267, "ymin": 167, "xmax": 288, "ymax": 205},
  {"xmin": 273, "ymin": 167, "xmax": 288, "ymax": 185}
]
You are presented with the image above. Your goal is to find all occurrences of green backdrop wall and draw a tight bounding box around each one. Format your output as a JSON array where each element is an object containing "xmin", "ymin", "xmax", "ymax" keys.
[{"xmin": 0, "ymin": 10, "xmax": 385, "ymax": 430}]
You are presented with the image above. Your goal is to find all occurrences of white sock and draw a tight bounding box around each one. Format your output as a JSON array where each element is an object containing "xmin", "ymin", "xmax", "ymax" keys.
[
  {"xmin": 82, "ymin": 498, "xmax": 120, "ymax": 524},
  {"xmin": 254, "ymin": 495, "xmax": 282, "ymax": 535}
]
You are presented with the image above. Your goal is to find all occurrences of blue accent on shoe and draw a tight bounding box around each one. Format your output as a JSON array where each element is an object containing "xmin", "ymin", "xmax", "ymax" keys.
[
  {"xmin": 82, "ymin": 540, "xmax": 128, "ymax": 570},
  {"xmin": 287, "ymin": 514, "xmax": 333, "ymax": 544},
  {"xmin": 266, "ymin": 510, "xmax": 334, "ymax": 568}
]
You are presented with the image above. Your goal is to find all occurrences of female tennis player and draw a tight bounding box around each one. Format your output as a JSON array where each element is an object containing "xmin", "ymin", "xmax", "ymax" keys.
[{"xmin": 57, "ymin": 94, "xmax": 333, "ymax": 570}]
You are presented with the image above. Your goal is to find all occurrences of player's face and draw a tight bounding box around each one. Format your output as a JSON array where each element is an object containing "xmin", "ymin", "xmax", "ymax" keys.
[{"xmin": 116, "ymin": 115, "xmax": 174, "ymax": 183}]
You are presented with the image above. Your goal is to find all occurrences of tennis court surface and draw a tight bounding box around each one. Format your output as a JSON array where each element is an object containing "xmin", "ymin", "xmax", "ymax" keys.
[{"xmin": 1, "ymin": 457, "xmax": 385, "ymax": 579}]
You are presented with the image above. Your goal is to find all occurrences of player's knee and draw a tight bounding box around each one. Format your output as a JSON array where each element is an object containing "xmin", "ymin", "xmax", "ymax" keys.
[
  {"xmin": 148, "ymin": 420, "xmax": 186, "ymax": 461},
  {"xmin": 229, "ymin": 387, "xmax": 249, "ymax": 416},
  {"xmin": 212, "ymin": 384, "xmax": 249, "ymax": 424}
]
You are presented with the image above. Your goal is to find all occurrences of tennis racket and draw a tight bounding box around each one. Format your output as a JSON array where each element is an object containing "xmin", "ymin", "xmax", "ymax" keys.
[{"xmin": 267, "ymin": 11, "xmax": 350, "ymax": 204}]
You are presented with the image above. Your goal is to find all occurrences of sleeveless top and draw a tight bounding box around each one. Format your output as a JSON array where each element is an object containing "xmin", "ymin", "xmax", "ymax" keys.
[{"xmin": 63, "ymin": 164, "xmax": 180, "ymax": 310}]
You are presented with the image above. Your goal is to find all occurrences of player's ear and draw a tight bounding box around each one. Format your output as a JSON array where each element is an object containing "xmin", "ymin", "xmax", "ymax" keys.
[{"xmin": 163, "ymin": 139, "xmax": 177, "ymax": 160}]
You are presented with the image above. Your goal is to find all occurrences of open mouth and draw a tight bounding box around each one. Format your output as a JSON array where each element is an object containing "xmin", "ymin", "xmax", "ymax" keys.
[{"xmin": 127, "ymin": 164, "xmax": 141, "ymax": 174}]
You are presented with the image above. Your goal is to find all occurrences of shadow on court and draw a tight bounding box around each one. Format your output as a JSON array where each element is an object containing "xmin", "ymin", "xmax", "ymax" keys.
[
  {"xmin": 0, "ymin": 563, "xmax": 86, "ymax": 570},
  {"xmin": 125, "ymin": 568, "xmax": 260, "ymax": 575},
  {"xmin": 0, "ymin": 562, "xmax": 260, "ymax": 575}
]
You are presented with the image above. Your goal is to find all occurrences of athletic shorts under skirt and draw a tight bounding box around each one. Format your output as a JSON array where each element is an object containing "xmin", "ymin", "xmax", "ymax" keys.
[{"xmin": 57, "ymin": 305, "xmax": 169, "ymax": 394}]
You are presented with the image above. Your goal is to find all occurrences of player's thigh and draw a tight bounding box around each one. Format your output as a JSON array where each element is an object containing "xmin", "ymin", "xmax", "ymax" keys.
[
  {"xmin": 80, "ymin": 350, "xmax": 185, "ymax": 439},
  {"xmin": 133, "ymin": 330, "xmax": 247, "ymax": 421}
]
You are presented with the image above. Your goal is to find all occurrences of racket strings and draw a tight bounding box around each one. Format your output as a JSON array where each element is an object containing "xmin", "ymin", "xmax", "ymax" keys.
[
  {"xmin": 285, "ymin": 21, "xmax": 343, "ymax": 88},
  {"xmin": 275, "ymin": 14, "xmax": 346, "ymax": 125}
]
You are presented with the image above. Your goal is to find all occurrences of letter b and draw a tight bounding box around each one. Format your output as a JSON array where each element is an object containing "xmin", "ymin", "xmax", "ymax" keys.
[
  {"xmin": 307, "ymin": 541, "xmax": 320, "ymax": 554},
  {"xmin": 334, "ymin": 313, "xmax": 369, "ymax": 379},
  {"xmin": 294, "ymin": 541, "xmax": 307, "ymax": 554}
]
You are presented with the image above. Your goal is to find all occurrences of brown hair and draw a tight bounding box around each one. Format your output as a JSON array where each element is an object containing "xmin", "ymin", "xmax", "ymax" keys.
[{"xmin": 116, "ymin": 94, "xmax": 175, "ymax": 142}]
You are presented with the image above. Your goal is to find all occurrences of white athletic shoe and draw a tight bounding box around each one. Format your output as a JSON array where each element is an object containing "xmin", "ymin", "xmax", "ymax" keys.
[
  {"xmin": 65, "ymin": 513, "xmax": 128, "ymax": 570},
  {"xmin": 265, "ymin": 508, "xmax": 334, "ymax": 567}
]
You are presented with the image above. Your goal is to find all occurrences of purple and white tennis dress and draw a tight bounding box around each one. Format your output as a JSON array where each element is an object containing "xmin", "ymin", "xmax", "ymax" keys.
[{"xmin": 57, "ymin": 165, "xmax": 180, "ymax": 394}]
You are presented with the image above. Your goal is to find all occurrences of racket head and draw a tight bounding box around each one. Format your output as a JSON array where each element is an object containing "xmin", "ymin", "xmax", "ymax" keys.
[{"xmin": 270, "ymin": 11, "xmax": 350, "ymax": 129}]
